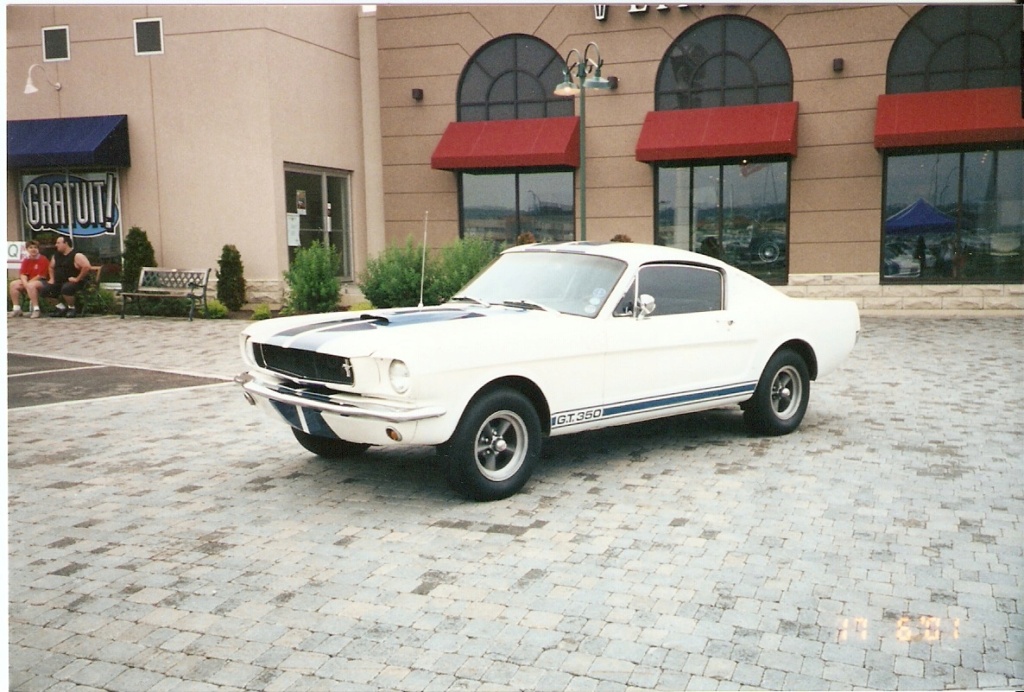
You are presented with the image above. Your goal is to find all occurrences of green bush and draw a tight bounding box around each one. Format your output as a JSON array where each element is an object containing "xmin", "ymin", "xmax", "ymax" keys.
[
  {"xmin": 432, "ymin": 236, "xmax": 500, "ymax": 304},
  {"xmin": 143, "ymin": 297, "xmax": 191, "ymax": 318},
  {"xmin": 204, "ymin": 298, "xmax": 228, "ymax": 319},
  {"xmin": 82, "ymin": 288, "xmax": 117, "ymax": 315},
  {"xmin": 358, "ymin": 237, "xmax": 432, "ymax": 308},
  {"xmin": 216, "ymin": 244, "xmax": 246, "ymax": 311},
  {"xmin": 284, "ymin": 241, "xmax": 341, "ymax": 314},
  {"xmin": 122, "ymin": 226, "xmax": 157, "ymax": 291},
  {"xmin": 251, "ymin": 303, "xmax": 272, "ymax": 320},
  {"xmin": 358, "ymin": 236, "xmax": 501, "ymax": 309}
]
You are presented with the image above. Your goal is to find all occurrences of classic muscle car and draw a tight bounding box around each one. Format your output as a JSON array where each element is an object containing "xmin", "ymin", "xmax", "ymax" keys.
[{"xmin": 236, "ymin": 242, "xmax": 860, "ymax": 501}]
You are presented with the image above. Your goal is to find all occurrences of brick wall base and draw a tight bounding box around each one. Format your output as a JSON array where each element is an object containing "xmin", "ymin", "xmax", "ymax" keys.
[{"xmin": 782, "ymin": 273, "xmax": 1024, "ymax": 311}]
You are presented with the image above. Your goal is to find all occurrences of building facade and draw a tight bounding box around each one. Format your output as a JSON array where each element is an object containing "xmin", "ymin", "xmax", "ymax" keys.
[
  {"xmin": 7, "ymin": 4, "xmax": 380, "ymax": 304},
  {"xmin": 7, "ymin": 4, "xmax": 1023, "ymax": 310}
]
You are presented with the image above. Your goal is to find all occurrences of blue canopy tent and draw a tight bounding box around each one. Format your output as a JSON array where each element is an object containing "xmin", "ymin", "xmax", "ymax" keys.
[{"xmin": 884, "ymin": 197, "xmax": 955, "ymax": 236}]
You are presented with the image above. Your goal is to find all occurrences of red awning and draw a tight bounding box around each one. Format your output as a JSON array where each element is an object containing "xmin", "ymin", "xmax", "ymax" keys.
[
  {"xmin": 431, "ymin": 116, "xmax": 580, "ymax": 171},
  {"xmin": 874, "ymin": 87, "xmax": 1024, "ymax": 150},
  {"xmin": 635, "ymin": 101, "xmax": 799, "ymax": 163}
]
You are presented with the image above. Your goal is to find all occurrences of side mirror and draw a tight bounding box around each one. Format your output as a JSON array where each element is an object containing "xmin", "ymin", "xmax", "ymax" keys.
[{"xmin": 637, "ymin": 293, "xmax": 656, "ymax": 319}]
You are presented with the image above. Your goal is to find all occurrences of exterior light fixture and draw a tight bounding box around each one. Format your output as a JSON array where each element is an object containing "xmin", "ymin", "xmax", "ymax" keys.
[
  {"xmin": 554, "ymin": 42, "xmax": 611, "ymax": 242},
  {"xmin": 24, "ymin": 63, "xmax": 61, "ymax": 94},
  {"xmin": 411, "ymin": 88, "xmax": 424, "ymax": 101}
]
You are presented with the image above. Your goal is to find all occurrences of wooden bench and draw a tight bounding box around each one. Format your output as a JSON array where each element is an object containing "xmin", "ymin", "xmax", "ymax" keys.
[{"xmin": 120, "ymin": 267, "xmax": 211, "ymax": 321}]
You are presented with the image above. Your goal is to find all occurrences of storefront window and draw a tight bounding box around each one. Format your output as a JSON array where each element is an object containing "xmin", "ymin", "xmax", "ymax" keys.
[
  {"xmin": 657, "ymin": 161, "xmax": 789, "ymax": 285},
  {"xmin": 285, "ymin": 167, "xmax": 352, "ymax": 279},
  {"xmin": 18, "ymin": 171, "xmax": 123, "ymax": 281},
  {"xmin": 882, "ymin": 148, "xmax": 1023, "ymax": 283},
  {"xmin": 461, "ymin": 171, "xmax": 574, "ymax": 244}
]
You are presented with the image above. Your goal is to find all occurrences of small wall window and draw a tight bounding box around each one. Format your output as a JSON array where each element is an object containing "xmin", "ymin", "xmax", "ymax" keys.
[
  {"xmin": 284, "ymin": 166, "xmax": 354, "ymax": 280},
  {"xmin": 42, "ymin": 26, "xmax": 70, "ymax": 62},
  {"xmin": 134, "ymin": 18, "xmax": 164, "ymax": 56}
]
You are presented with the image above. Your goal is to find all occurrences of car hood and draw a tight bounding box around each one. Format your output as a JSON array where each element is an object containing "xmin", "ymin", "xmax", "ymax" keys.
[{"xmin": 244, "ymin": 304, "xmax": 577, "ymax": 361}]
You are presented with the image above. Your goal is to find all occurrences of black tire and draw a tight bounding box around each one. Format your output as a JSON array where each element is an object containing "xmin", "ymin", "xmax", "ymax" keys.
[
  {"xmin": 292, "ymin": 428, "xmax": 369, "ymax": 459},
  {"xmin": 744, "ymin": 349, "xmax": 809, "ymax": 436},
  {"xmin": 441, "ymin": 388, "xmax": 541, "ymax": 501}
]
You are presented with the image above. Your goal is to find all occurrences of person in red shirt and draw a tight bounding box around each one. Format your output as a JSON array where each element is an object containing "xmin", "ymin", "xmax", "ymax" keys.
[{"xmin": 8, "ymin": 240, "xmax": 50, "ymax": 318}]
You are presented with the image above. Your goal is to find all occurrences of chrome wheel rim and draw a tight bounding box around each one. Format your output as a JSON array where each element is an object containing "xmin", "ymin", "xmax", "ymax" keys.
[
  {"xmin": 770, "ymin": 365, "xmax": 802, "ymax": 420},
  {"xmin": 473, "ymin": 410, "xmax": 527, "ymax": 482}
]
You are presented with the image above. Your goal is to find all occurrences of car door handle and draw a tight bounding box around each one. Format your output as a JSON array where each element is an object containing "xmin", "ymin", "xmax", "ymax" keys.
[{"xmin": 717, "ymin": 317, "xmax": 735, "ymax": 327}]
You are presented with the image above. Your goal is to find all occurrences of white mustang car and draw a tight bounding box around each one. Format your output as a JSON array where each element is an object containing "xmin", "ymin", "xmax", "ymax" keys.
[{"xmin": 236, "ymin": 242, "xmax": 859, "ymax": 501}]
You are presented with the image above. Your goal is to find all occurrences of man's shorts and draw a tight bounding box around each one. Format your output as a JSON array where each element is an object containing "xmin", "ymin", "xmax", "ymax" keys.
[{"xmin": 41, "ymin": 280, "xmax": 85, "ymax": 299}]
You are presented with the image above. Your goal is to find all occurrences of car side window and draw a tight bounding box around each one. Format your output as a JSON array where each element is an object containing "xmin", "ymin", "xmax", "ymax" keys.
[{"xmin": 637, "ymin": 264, "xmax": 723, "ymax": 316}]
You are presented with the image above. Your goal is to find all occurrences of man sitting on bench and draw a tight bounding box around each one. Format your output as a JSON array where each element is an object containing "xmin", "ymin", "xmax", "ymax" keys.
[{"xmin": 41, "ymin": 237, "xmax": 92, "ymax": 318}]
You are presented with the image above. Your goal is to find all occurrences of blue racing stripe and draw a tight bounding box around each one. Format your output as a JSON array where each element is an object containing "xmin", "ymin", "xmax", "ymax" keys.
[
  {"xmin": 270, "ymin": 400, "xmax": 302, "ymax": 428},
  {"xmin": 301, "ymin": 408, "xmax": 339, "ymax": 438},
  {"xmin": 603, "ymin": 383, "xmax": 756, "ymax": 418},
  {"xmin": 284, "ymin": 308, "xmax": 484, "ymax": 352},
  {"xmin": 551, "ymin": 382, "xmax": 756, "ymax": 429}
]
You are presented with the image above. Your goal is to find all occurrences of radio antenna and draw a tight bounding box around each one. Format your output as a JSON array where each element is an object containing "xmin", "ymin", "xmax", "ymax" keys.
[{"xmin": 418, "ymin": 211, "xmax": 429, "ymax": 308}]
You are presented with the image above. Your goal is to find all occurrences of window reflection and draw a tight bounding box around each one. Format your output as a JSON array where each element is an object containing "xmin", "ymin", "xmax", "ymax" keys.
[
  {"xmin": 657, "ymin": 161, "xmax": 789, "ymax": 284},
  {"xmin": 462, "ymin": 172, "xmax": 575, "ymax": 244},
  {"xmin": 883, "ymin": 148, "xmax": 1023, "ymax": 283}
]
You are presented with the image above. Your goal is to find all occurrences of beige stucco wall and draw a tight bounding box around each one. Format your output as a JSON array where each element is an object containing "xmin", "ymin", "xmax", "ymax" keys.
[
  {"xmin": 7, "ymin": 4, "xmax": 365, "ymax": 299},
  {"xmin": 375, "ymin": 4, "xmax": 919, "ymax": 275}
]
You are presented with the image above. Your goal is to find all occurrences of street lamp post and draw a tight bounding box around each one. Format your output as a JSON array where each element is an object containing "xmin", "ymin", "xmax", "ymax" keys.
[{"xmin": 554, "ymin": 42, "xmax": 611, "ymax": 242}]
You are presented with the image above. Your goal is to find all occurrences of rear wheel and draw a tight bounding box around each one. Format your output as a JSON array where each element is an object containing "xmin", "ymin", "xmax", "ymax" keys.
[
  {"xmin": 292, "ymin": 428, "xmax": 369, "ymax": 459},
  {"xmin": 442, "ymin": 388, "xmax": 540, "ymax": 501},
  {"xmin": 744, "ymin": 349, "xmax": 809, "ymax": 436}
]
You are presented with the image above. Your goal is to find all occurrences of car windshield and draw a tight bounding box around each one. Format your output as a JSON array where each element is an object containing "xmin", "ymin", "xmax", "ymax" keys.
[{"xmin": 455, "ymin": 250, "xmax": 627, "ymax": 318}]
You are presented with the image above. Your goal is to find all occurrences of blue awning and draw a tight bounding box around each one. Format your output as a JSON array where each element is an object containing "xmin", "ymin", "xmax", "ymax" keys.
[{"xmin": 7, "ymin": 114, "xmax": 131, "ymax": 169}]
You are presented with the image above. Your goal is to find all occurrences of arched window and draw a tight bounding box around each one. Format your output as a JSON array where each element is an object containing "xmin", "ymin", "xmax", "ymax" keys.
[
  {"xmin": 653, "ymin": 17, "xmax": 793, "ymax": 285},
  {"xmin": 881, "ymin": 6, "xmax": 1022, "ymax": 285},
  {"xmin": 458, "ymin": 34, "xmax": 574, "ymax": 122},
  {"xmin": 655, "ymin": 16, "xmax": 792, "ymax": 111},
  {"xmin": 887, "ymin": 5, "xmax": 1020, "ymax": 94},
  {"xmin": 455, "ymin": 35, "xmax": 576, "ymax": 243}
]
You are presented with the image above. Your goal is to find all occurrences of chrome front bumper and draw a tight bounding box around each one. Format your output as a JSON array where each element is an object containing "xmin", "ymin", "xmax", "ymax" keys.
[{"xmin": 234, "ymin": 372, "xmax": 446, "ymax": 423}]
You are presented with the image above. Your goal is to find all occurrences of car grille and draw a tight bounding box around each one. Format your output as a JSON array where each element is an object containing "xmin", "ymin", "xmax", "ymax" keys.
[{"xmin": 253, "ymin": 343, "xmax": 354, "ymax": 386}]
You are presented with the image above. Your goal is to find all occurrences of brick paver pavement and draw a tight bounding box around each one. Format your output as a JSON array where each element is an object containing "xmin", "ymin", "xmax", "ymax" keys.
[{"xmin": 7, "ymin": 313, "xmax": 1023, "ymax": 690}]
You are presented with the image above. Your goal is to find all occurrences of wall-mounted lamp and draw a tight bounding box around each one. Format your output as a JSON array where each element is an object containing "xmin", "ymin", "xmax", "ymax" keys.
[
  {"xmin": 411, "ymin": 88, "xmax": 424, "ymax": 101},
  {"xmin": 24, "ymin": 63, "xmax": 61, "ymax": 94},
  {"xmin": 832, "ymin": 58, "xmax": 844, "ymax": 73}
]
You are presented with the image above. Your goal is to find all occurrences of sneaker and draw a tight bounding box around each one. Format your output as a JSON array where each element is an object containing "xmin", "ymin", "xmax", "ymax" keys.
[
  {"xmin": 29, "ymin": 309, "xmax": 41, "ymax": 319},
  {"xmin": 65, "ymin": 308, "xmax": 77, "ymax": 318},
  {"xmin": 50, "ymin": 306, "xmax": 67, "ymax": 318},
  {"xmin": 8, "ymin": 309, "xmax": 22, "ymax": 318}
]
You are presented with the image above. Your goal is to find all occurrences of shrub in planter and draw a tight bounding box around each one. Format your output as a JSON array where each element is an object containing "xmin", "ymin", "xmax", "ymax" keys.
[
  {"xmin": 216, "ymin": 244, "xmax": 246, "ymax": 311},
  {"xmin": 284, "ymin": 241, "xmax": 341, "ymax": 314},
  {"xmin": 122, "ymin": 226, "xmax": 156, "ymax": 291},
  {"xmin": 251, "ymin": 303, "xmax": 272, "ymax": 320}
]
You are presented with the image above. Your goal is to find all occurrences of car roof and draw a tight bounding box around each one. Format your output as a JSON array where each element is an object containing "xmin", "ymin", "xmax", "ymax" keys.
[{"xmin": 503, "ymin": 241, "xmax": 729, "ymax": 270}]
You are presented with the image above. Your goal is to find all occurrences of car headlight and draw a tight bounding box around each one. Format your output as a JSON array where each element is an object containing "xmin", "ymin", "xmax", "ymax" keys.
[{"xmin": 388, "ymin": 359, "xmax": 411, "ymax": 394}]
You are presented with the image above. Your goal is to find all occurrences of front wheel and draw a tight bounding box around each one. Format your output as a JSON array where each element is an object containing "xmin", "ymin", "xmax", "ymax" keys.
[
  {"xmin": 441, "ymin": 388, "xmax": 541, "ymax": 501},
  {"xmin": 744, "ymin": 349, "xmax": 809, "ymax": 436},
  {"xmin": 292, "ymin": 428, "xmax": 369, "ymax": 459}
]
